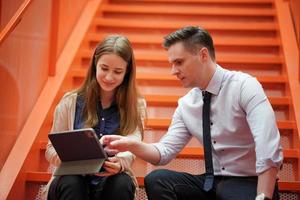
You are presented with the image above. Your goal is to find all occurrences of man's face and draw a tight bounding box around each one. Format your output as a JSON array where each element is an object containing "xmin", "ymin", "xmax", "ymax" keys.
[{"xmin": 167, "ymin": 42, "xmax": 203, "ymax": 88}]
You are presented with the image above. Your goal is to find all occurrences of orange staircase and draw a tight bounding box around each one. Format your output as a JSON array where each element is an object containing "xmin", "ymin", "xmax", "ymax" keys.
[{"xmin": 4, "ymin": 0, "xmax": 300, "ymax": 199}]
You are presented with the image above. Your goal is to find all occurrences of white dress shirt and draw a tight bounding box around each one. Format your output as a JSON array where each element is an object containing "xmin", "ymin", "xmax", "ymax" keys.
[{"xmin": 153, "ymin": 65, "xmax": 283, "ymax": 176}]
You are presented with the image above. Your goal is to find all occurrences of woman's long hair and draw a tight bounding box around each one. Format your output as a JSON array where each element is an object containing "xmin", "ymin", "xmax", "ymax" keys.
[{"xmin": 75, "ymin": 35, "xmax": 144, "ymax": 136}]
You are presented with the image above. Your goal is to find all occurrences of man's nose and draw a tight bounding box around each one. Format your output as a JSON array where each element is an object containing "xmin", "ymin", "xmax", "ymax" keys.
[{"xmin": 171, "ymin": 65, "xmax": 179, "ymax": 75}]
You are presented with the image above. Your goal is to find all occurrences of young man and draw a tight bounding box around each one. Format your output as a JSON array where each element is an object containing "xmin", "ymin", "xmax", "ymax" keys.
[{"xmin": 102, "ymin": 26, "xmax": 282, "ymax": 200}]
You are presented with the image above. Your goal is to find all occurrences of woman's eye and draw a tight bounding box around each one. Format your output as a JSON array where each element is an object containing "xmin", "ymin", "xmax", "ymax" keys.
[
  {"xmin": 101, "ymin": 67, "xmax": 108, "ymax": 71},
  {"xmin": 114, "ymin": 71, "xmax": 123, "ymax": 75}
]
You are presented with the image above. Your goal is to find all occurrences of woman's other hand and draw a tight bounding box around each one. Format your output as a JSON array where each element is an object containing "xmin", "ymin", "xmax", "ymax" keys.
[{"xmin": 95, "ymin": 156, "xmax": 122, "ymax": 177}]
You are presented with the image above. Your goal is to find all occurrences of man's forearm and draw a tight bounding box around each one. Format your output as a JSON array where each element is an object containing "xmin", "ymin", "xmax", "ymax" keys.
[
  {"xmin": 257, "ymin": 167, "xmax": 278, "ymax": 198},
  {"xmin": 129, "ymin": 141, "xmax": 161, "ymax": 165}
]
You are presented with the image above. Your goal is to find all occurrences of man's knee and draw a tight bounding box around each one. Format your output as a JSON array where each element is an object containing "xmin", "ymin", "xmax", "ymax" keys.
[
  {"xmin": 145, "ymin": 169, "xmax": 176, "ymax": 193},
  {"xmin": 216, "ymin": 177, "xmax": 257, "ymax": 200},
  {"xmin": 145, "ymin": 169, "xmax": 169, "ymax": 187}
]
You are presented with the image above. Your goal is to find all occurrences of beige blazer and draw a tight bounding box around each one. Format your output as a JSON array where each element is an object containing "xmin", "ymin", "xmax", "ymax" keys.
[{"xmin": 41, "ymin": 92, "xmax": 146, "ymax": 199}]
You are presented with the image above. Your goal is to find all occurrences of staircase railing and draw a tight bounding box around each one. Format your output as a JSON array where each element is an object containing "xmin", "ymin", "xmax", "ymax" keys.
[
  {"xmin": 276, "ymin": 0, "xmax": 300, "ymax": 153},
  {"xmin": 284, "ymin": 0, "xmax": 300, "ymax": 81},
  {"xmin": 0, "ymin": 0, "xmax": 102, "ymax": 199},
  {"xmin": 0, "ymin": 0, "xmax": 58, "ymax": 198},
  {"xmin": 0, "ymin": 0, "xmax": 59, "ymax": 76},
  {"xmin": 0, "ymin": 0, "xmax": 33, "ymax": 45}
]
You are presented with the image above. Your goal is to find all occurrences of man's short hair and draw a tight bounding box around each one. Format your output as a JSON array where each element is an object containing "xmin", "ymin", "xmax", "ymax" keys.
[{"xmin": 163, "ymin": 26, "xmax": 215, "ymax": 60}]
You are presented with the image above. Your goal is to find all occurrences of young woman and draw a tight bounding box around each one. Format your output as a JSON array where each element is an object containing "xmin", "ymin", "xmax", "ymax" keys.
[{"xmin": 42, "ymin": 35, "xmax": 146, "ymax": 200}]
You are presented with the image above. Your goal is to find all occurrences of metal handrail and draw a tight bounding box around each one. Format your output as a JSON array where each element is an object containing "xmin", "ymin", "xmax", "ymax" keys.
[{"xmin": 0, "ymin": 0, "xmax": 33, "ymax": 46}]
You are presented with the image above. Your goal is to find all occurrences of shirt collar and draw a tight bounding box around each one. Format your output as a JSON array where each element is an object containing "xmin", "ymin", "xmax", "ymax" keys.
[{"xmin": 205, "ymin": 64, "xmax": 225, "ymax": 96}]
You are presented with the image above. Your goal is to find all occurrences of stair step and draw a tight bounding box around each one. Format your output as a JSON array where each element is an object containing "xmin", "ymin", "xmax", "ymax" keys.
[
  {"xmin": 146, "ymin": 118, "xmax": 297, "ymax": 131},
  {"xmin": 40, "ymin": 118, "xmax": 296, "ymax": 135},
  {"xmin": 109, "ymin": 0, "xmax": 274, "ymax": 4},
  {"xmin": 26, "ymin": 171, "xmax": 51, "ymax": 183},
  {"xmin": 134, "ymin": 52, "xmax": 283, "ymax": 64},
  {"xmin": 79, "ymin": 49, "xmax": 283, "ymax": 64},
  {"xmin": 102, "ymin": 4, "xmax": 275, "ymax": 17},
  {"xmin": 137, "ymin": 73, "xmax": 287, "ymax": 85},
  {"xmin": 71, "ymin": 67, "xmax": 287, "ymax": 86},
  {"xmin": 179, "ymin": 148, "xmax": 299, "ymax": 159},
  {"xmin": 94, "ymin": 18, "xmax": 278, "ymax": 31},
  {"xmin": 32, "ymin": 144, "xmax": 300, "ymax": 175},
  {"xmin": 145, "ymin": 94, "xmax": 291, "ymax": 107},
  {"xmin": 87, "ymin": 33, "xmax": 280, "ymax": 47},
  {"xmin": 25, "ymin": 171, "xmax": 300, "ymax": 191},
  {"xmin": 39, "ymin": 119, "xmax": 296, "ymax": 154}
]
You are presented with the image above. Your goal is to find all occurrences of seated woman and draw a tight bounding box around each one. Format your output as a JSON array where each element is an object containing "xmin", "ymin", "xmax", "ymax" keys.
[{"xmin": 42, "ymin": 35, "xmax": 146, "ymax": 200}]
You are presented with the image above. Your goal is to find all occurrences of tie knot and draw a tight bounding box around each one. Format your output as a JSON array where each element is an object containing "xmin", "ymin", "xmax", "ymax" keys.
[{"xmin": 202, "ymin": 91, "xmax": 211, "ymax": 101}]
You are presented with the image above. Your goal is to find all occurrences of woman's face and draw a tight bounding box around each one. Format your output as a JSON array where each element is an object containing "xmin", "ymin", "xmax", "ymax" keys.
[{"xmin": 96, "ymin": 53, "xmax": 127, "ymax": 94}]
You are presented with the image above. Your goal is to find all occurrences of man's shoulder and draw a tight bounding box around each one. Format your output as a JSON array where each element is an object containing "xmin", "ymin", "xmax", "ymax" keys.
[
  {"xmin": 178, "ymin": 88, "xmax": 202, "ymax": 105},
  {"xmin": 221, "ymin": 70, "xmax": 263, "ymax": 97},
  {"xmin": 224, "ymin": 70, "xmax": 255, "ymax": 85}
]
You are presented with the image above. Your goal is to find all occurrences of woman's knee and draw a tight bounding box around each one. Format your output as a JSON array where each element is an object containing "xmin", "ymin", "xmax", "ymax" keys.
[
  {"xmin": 57, "ymin": 175, "xmax": 86, "ymax": 190},
  {"xmin": 100, "ymin": 173, "xmax": 135, "ymax": 199},
  {"xmin": 105, "ymin": 173, "xmax": 135, "ymax": 191},
  {"xmin": 48, "ymin": 175, "xmax": 88, "ymax": 200}
]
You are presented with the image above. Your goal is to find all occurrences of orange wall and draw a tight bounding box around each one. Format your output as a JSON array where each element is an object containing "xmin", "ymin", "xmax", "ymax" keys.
[
  {"xmin": 0, "ymin": 0, "xmax": 52, "ymax": 171},
  {"xmin": 0, "ymin": 0, "xmax": 87, "ymax": 172},
  {"xmin": 56, "ymin": 0, "xmax": 87, "ymax": 58}
]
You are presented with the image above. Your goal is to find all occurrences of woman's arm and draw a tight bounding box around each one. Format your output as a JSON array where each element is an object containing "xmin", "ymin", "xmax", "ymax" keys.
[{"xmin": 45, "ymin": 94, "xmax": 73, "ymax": 167}]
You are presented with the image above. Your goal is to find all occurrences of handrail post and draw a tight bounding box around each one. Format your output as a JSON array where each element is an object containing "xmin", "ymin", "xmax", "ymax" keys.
[{"xmin": 48, "ymin": 0, "xmax": 60, "ymax": 76}]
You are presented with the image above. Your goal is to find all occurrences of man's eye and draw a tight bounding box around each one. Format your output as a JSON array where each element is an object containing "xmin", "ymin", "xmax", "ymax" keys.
[{"xmin": 176, "ymin": 61, "xmax": 182, "ymax": 65}]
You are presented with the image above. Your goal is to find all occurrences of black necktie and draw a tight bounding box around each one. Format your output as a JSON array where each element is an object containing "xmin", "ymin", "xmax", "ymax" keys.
[{"xmin": 202, "ymin": 91, "xmax": 214, "ymax": 191}]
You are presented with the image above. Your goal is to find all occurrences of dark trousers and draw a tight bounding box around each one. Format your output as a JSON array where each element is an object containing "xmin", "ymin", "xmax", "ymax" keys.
[
  {"xmin": 48, "ymin": 173, "xmax": 135, "ymax": 200},
  {"xmin": 145, "ymin": 169, "xmax": 280, "ymax": 200}
]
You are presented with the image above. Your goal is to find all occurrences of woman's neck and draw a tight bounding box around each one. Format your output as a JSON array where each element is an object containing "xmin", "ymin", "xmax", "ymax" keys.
[{"xmin": 100, "ymin": 90, "xmax": 116, "ymax": 109}]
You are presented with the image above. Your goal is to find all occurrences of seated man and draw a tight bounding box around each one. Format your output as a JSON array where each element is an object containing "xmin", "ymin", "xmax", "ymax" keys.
[{"xmin": 102, "ymin": 26, "xmax": 282, "ymax": 200}]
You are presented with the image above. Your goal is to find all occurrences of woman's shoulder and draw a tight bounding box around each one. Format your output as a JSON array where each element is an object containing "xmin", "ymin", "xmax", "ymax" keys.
[
  {"xmin": 137, "ymin": 97, "xmax": 147, "ymax": 108},
  {"xmin": 57, "ymin": 91, "xmax": 78, "ymax": 107}
]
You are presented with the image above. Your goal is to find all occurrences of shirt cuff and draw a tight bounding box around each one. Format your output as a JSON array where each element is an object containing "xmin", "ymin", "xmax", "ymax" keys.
[
  {"xmin": 152, "ymin": 142, "xmax": 168, "ymax": 165},
  {"xmin": 256, "ymin": 153, "xmax": 283, "ymax": 174}
]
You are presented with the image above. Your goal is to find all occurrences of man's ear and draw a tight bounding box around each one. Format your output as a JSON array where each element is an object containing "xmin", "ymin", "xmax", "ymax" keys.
[{"xmin": 199, "ymin": 47, "xmax": 209, "ymax": 61}]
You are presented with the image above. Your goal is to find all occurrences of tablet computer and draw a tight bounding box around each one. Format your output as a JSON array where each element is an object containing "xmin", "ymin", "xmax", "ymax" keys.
[{"xmin": 48, "ymin": 128, "xmax": 108, "ymax": 176}]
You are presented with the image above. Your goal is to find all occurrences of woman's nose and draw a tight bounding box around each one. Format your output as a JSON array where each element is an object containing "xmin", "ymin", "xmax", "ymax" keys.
[{"xmin": 105, "ymin": 72, "xmax": 114, "ymax": 81}]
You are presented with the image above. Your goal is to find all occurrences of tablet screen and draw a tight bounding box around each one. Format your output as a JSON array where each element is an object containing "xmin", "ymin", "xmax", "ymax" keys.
[{"xmin": 49, "ymin": 128, "xmax": 108, "ymax": 162}]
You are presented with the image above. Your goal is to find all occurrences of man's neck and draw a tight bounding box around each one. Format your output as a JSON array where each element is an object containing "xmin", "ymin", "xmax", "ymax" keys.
[{"xmin": 200, "ymin": 62, "xmax": 217, "ymax": 90}]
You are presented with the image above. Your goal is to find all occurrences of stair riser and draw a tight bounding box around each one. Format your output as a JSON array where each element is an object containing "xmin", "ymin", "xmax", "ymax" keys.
[
  {"xmin": 108, "ymin": 0, "xmax": 274, "ymax": 9},
  {"xmin": 94, "ymin": 26, "xmax": 278, "ymax": 38},
  {"xmin": 89, "ymin": 41, "xmax": 281, "ymax": 55},
  {"xmin": 102, "ymin": 13, "xmax": 275, "ymax": 23}
]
